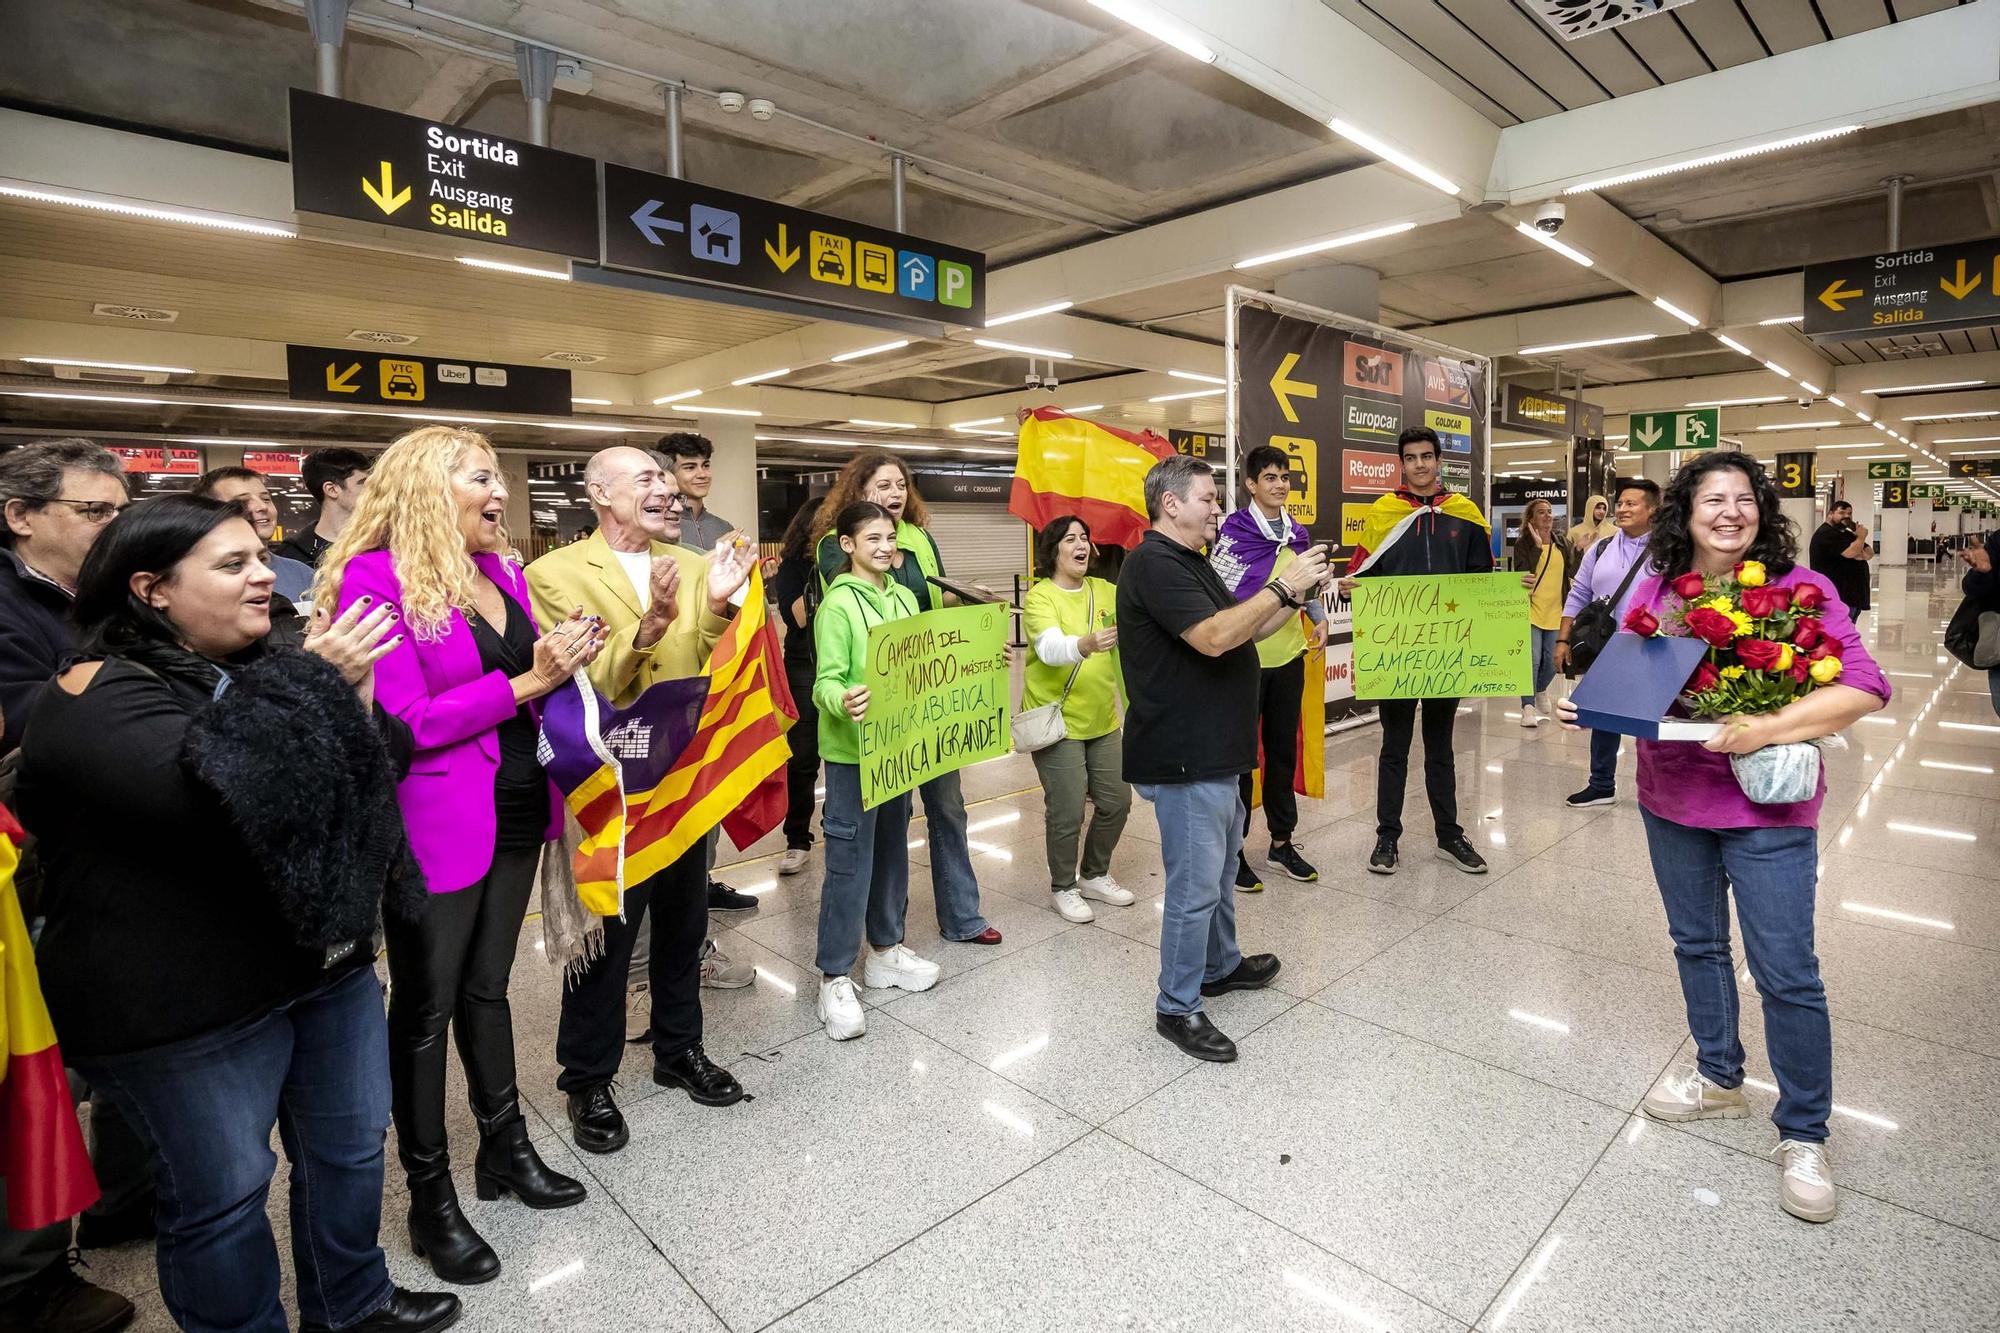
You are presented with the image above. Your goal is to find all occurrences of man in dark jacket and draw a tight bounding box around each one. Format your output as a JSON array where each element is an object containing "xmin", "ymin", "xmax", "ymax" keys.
[
  {"xmin": 1808, "ymin": 500, "xmax": 1873, "ymax": 622},
  {"xmin": 271, "ymin": 447, "xmax": 370, "ymax": 568},
  {"xmin": 1342, "ymin": 426, "xmax": 1494, "ymax": 878}
]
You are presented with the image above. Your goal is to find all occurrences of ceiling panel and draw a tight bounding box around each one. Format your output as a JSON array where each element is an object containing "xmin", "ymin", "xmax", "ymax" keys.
[
  {"xmin": 1504, "ymin": 0, "xmax": 1660, "ymax": 96},
  {"xmin": 1438, "ymin": 0, "xmax": 1611, "ymax": 110},
  {"xmin": 1670, "ymin": 1, "xmax": 1768, "ymax": 69},
  {"xmin": 1741, "ymin": 0, "xmax": 1832, "ymax": 54},
  {"xmin": 1817, "ymin": 0, "xmax": 1897, "ymax": 38},
  {"xmin": 1318, "ymin": 0, "xmax": 1522, "ymax": 124},
  {"xmin": 1613, "ymin": 10, "xmax": 1717, "ymax": 81},
  {"xmin": 1339, "ymin": 1, "xmax": 1566, "ymax": 121}
]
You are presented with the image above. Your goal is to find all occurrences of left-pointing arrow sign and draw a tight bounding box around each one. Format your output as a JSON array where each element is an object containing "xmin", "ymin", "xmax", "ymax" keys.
[
  {"xmin": 326, "ymin": 362, "xmax": 362, "ymax": 393},
  {"xmin": 630, "ymin": 199, "xmax": 685, "ymax": 247},
  {"xmin": 361, "ymin": 161, "xmax": 410, "ymax": 216}
]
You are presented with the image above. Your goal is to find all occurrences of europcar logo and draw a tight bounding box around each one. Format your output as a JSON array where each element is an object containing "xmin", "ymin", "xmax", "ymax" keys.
[{"xmin": 1342, "ymin": 396, "xmax": 1402, "ymax": 444}]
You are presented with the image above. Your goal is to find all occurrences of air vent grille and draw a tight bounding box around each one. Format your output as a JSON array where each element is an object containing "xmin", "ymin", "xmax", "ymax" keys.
[
  {"xmin": 347, "ymin": 329, "xmax": 419, "ymax": 345},
  {"xmin": 543, "ymin": 351, "xmax": 604, "ymax": 364},
  {"xmin": 1526, "ymin": 0, "xmax": 1696, "ymax": 40},
  {"xmin": 91, "ymin": 303, "xmax": 179, "ymax": 323}
]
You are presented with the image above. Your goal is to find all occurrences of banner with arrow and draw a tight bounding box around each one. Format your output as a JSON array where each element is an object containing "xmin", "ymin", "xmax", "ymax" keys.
[
  {"xmin": 1802, "ymin": 235, "xmax": 2000, "ymax": 343},
  {"xmin": 285, "ymin": 344, "xmax": 571, "ymax": 415}
]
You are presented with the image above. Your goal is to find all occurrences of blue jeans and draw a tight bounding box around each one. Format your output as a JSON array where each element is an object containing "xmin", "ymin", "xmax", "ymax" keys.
[
  {"xmin": 1522, "ymin": 626, "xmax": 1557, "ymax": 705},
  {"xmin": 1640, "ymin": 812, "xmax": 1831, "ymax": 1143},
  {"xmin": 918, "ymin": 769, "xmax": 992, "ymax": 940},
  {"xmin": 816, "ymin": 762, "xmax": 915, "ymax": 976},
  {"xmin": 1137, "ymin": 779, "xmax": 1244, "ymax": 1016},
  {"xmin": 74, "ymin": 965, "xmax": 395, "ymax": 1333},
  {"xmin": 1586, "ymin": 727, "xmax": 1622, "ymax": 795}
]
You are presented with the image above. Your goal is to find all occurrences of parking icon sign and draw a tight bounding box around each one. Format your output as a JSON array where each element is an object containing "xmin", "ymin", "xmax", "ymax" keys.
[
  {"xmin": 897, "ymin": 251, "xmax": 935, "ymax": 302},
  {"xmin": 689, "ymin": 204, "xmax": 740, "ymax": 265},
  {"xmin": 937, "ymin": 259, "xmax": 973, "ymax": 310}
]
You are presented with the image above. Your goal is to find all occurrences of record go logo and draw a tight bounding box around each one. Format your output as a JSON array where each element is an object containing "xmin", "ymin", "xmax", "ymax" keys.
[
  {"xmin": 1342, "ymin": 449, "xmax": 1400, "ymax": 494},
  {"xmin": 1342, "ymin": 396, "xmax": 1402, "ymax": 444}
]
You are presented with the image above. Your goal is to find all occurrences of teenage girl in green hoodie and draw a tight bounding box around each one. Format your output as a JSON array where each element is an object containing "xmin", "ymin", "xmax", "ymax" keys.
[{"xmin": 810, "ymin": 502, "xmax": 942, "ymax": 1040}]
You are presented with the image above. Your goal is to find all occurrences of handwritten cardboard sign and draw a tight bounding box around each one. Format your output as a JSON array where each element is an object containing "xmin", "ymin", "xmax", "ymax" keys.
[
  {"xmin": 1351, "ymin": 573, "xmax": 1532, "ymax": 700},
  {"xmin": 859, "ymin": 604, "xmax": 1011, "ymax": 808}
]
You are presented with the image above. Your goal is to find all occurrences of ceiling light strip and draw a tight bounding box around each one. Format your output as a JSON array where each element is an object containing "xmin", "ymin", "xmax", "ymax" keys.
[
  {"xmin": 1562, "ymin": 125, "xmax": 1862, "ymax": 195},
  {"xmin": 1328, "ymin": 120, "xmax": 1459, "ymax": 196},
  {"xmin": 1512, "ymin": 221, "xmax": 1593, "ymax": 267},
  {"xmin": 1517, "ymin": 333, "xmax": 1655, "ymax": 356},
  {"xmin": 1233, "ymin": 220, "xmax": 1418, "ymax": 270},
  {"xmin": 0, "ymin": 182, "xmax": 296, "ymax": 237},
  {"xmin": 828, "ymin": 339, "xmax": 911, "ymax": 362},
  {"xmin": 983, "ymin": 302, "xmax": 1072, "ymax": 328}
]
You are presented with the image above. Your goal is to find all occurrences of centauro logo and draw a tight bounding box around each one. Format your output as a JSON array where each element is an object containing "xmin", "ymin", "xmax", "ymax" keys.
[{"xmin": 1342, "ymin": 396, "xmax": 1402, "ymax": 443}]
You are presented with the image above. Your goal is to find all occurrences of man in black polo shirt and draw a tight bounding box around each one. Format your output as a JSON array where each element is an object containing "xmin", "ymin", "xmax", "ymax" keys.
[{"xmin": 1119, "ymin": 454, "xmax": 1330, "ymax": 1061}]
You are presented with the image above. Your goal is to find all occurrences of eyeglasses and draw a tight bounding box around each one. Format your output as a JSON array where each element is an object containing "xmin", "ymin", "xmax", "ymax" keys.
[{"xmin": 42, "ymin": 498, "xmax": 128, "ymax": 524}]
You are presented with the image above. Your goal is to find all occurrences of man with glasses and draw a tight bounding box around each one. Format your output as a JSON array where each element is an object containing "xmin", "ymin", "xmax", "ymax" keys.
[{"xmin": 0, "ymin": 438, "xmax": 139, "ymax": 1333}]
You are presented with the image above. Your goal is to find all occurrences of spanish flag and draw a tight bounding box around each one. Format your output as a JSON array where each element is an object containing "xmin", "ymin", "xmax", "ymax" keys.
[
  {"xmin": 0, "ymin": 805, "xmax": 98, "ymax": 1229},
  {"xmin": 1247, "ymin": 640, "xmax": 1327, "ymax": 808},
  {"xmin": 541, "ymin": 568, "xmax": 798, "ymax": 915},
  {"xmin": 1009, "ymin": 406, "xmax": 1177, "ymax": 549}
]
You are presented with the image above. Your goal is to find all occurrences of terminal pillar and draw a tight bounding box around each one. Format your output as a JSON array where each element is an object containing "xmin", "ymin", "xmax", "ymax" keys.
[
  {"xmin": 701, "ymin": 415, "xmax": 762, "ymax": 540},
  {"xmin": 515, "ymin": 44, "xmax": 557, "ymax": 147},
  {"xmin": 303, "ymin": 0, "xmax": 350, "ymax": 97},
  {"xmin": 1274, "ymin": 266, "xmax": 1379, "ymax": 323}
]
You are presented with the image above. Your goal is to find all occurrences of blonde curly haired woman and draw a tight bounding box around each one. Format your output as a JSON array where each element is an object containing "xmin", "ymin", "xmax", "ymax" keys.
[{"xmin": 316, "ymin": 427, "xmax": 606, "ymax": 1285}]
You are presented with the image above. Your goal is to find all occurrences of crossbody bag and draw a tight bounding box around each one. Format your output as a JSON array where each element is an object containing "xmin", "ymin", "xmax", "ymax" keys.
[{"xmin": 1012, "ymin": 582, "xmax": 1093, "ymax": 754}]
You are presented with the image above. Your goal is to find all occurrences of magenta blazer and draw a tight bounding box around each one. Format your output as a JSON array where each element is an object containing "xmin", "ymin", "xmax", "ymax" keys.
[{"xmin": 334, "ymin": 549, "xmax": 562, "ymax": 894}]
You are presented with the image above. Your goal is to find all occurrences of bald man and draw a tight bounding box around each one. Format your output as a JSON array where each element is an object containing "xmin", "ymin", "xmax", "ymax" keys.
[{"xmin": 525, "ymin": 447, "xmax": 755, "ymax": 1152}]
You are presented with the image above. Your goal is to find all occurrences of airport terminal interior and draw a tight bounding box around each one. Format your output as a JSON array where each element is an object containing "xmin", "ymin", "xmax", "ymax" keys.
[{"xmin": 2, "ymin": 0, "xmax": 2000, "ymax": 1330}]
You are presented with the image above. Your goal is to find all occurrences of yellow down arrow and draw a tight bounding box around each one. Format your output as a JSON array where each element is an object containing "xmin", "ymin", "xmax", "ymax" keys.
[
  {"xmin": 1269, "ymin": 352, "xmax": 1318, "ymax": 424},
  {"xmin": 765, "ymin": 222, "xmax": 801, "ymax": 273},
  {"xmin": 1817, "ymin": 278, "xmax": 1862, "ymax": 312},
  {"xmin": 361, "ymin": 161, "xmax": 411, "ymax": 216},
  {"xmin": 1941, "ymin": 258, "xmax": 1982, "ymax": 300},
  {"xmin": 325, "ymin": 362, "xmax": 361, "ymax": 393}
]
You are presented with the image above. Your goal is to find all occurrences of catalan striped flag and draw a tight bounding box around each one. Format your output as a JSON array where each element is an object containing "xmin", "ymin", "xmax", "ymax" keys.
[
  {"xmin": 1009, "ymin": 406, "xmax": 1177, "ymax": 549},
  {"xmin": 0, "ymin": 805, "xmax": 98, "ymax": 1229},
  {"xmin": 540, "ymin": 568, "xmax": 798, "ymax": 916}
]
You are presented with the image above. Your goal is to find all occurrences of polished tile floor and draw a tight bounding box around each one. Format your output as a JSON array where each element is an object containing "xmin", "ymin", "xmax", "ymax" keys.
[{"xmin": 105, "ymin": 562, "xmax": 2000, "ymax": 1331}]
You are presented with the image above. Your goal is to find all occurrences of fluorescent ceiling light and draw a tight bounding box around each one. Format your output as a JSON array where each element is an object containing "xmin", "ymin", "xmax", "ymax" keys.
[
  {"xmin": 21, "ymin": 356, "xmax": 194, "ymax": 374},
  {"xmin": 984, "ymin": 302, "xmax": 1072, "ymax": 327},
  {"xmin": 951, "ymin": 417, "xmax": 1006, "ymax": 430},
  {"xmin": 1652, "ymin": 296, "xmax": 1701, "ymax": 327},
  {"xmin": 0, "ymin": 182, "xmax": 296, "ymax": 238},
  {"xmin": 1517, "ymin": 333, "xmax": 1654, "ymax": 356},
  {"xmin": 1936, "ymin": 434, "xmax": 2000, "ymax": 444},
  {"xmin": 1904, "ymin": 410, "xmax": 2000, "ymax": 422},
  {"xmin": 1760, "ymin": 314, "xmax": 1806, "ymax": 326},
  {"xmin": 1714, "ymin": 334, "xmax": 1754, "ymax": 357},
  {"xmin": 1764, "ymin": 361, "xmax": 1794, "ymax": 379},
  {"xmin": 1087, "ymin": 0, "xmax": 1217, "ymax": 63},
  {"xmin": 570, "ymin": 397, "xmax": 613, "ymax": 405},
  {"xmin": 1756, "ymin": 420, "xmax": 1843, "ymax": 431},
  {"xmin": 650, "ymin": 389, "xmax": 700, "ymax": 405},
  {"xmin": 682, "ymin": 405, "xmax": 760, "ymax": 417},
  {"xmin": 1827, "ymin": 396, "xmax": 1846, "ymax": 407},
  {"xmin": 729, "ymin": 368, "xmax": 789, "ymax": 386},
  {"xmin": 1492, "ymin": 439, "xmax": 1552, "ymax": 448},
  {"xmin": 1328, "ymin": 120, "xmax": 1459, "ymax": 196},
  {"xmin": 1168, "ymin": 370, "xmax": 1228, "ymax": 385},
  {"xmin": 953, "ymin": 446, "xmax": 1015, "ymax": 456},
  {"xmin": 846, "ymin": 418, "xmax": 915, "ymax": 429},
  {"xmin": 168, "ymin": 437, "xmax": 287, "ymax": 448},
  {"xmin": 455, "ymin": 256, "xmax": 570, "ymax": 280},
  {"xmin": 973, "ymin": 338, "xmax": 1073, "ymax": 360},
  {"xmin": 4, "ymin": 390, "xmax": 171, "ymax": 405},
  {"xmin": 1147, "ymin": 388, "xmax": 1225, "ymax": 402},
  {"xmin": 1799, "ymin": 381, "xmax": 1824, "ymax": 395},
  {"xmin": 1563, "ymin": 125, "xmax": 1862, "ymax": 194},
  {"xmin": 1504, "ymin": 458, "xmax": 1556, "ymax": 465},
  {"xmin": 1064, "ymin": 404, "xmax": 1105, "ymax": 413},
  {"xmin": 1858, "ymin": 380, "xmax": 1985, "ymax": 395},
  {"xmin": 829, "ymin": 339, "xmax": 911, "ymax": 362},
  {"xmin": 1813, "ymin": 443, "xmax": 1882, "ymax": 450},
  {"xmin": 1686, "ymin": 395, "xmax": 1785, "ymax": 407},
  {"xmin": 1512, "ymin": 221, "xmax": 1593, "ymax": 267},
  {"xmin": 1856, "ymin": 412, "xmax": 1872, "ymax": 423},
  {"xmin": 1233, "ymin": 220, "xmax": 1418, "ymax": 270}
]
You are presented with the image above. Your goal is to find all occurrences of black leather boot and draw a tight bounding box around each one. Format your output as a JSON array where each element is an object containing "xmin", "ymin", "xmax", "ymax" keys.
[
  {"xmin": 473, "ymin": 1118, "xmax": 586, "ymax": 1209},
  {"xmin": 302, "ymin": 1287, "xmax": 461, "ymax": 1333},
  {"xmin": 405, "ymin": 1175, "xmax": 499, "ymax": 1286}
]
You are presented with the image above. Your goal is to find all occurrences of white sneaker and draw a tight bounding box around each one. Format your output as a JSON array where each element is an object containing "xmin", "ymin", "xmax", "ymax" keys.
[
  {"xmin": 1051, "ymin": 888, "xmax": 1095, "ymax": 923},
  {"xmin": 779, "ymin": 848, "xmax": 809, "ymax": 876},
  {"xmin": 1076, "ymin": 874, "xmax": 1135, "ymax": 907},
  {"xmin": 699, "ymin": 938, "xmax": 754, "ymax": 989},
  {"xmin": 624, "ymin": 983, "xmax": 650, "ymax": 1043},
  {"xmin": 1773, "ymin": 1139, "xmax": 1837, "ymax": 1223},
  {"xmin": 862, "ymin": 943, "xmax": 941, "ymax": 993},
  {"xmin": 1519, "ymin": 704, "xmax": 1541, "ymax": 728},
  {"xmin": 1640, "ymin": 1065, "xmax": 1749, "ymax": 1122},
  {"xmin": 818, "ymin": 976, "xmax": 865, "ymax": 1040}
]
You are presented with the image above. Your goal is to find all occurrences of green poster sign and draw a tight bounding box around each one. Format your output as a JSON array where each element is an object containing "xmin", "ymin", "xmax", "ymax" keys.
[
  {"xmin": 1351, "ymin": 573, "xmax": 1532, "ymax": 700},
  {"xmin": 859, "ymin": 604, "xmax": 1011, "ymax": 809},
  {"xmin": 1866, "ymin": 461, "xmax": 1911, "ymax": 480},
  {"xmin": 1628, "ymin": 408, "xmax": 1719, "ymax": 453}
]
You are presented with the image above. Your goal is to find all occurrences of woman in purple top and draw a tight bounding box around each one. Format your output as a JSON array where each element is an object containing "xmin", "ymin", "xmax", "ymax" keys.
[{"xmin": 1563, "ymin": 452, "xmax": 1889, "ymax": 1225}]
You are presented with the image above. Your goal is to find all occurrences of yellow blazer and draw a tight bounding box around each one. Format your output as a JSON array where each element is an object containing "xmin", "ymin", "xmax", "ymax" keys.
[{"xmin": 524, "ymin": 530, "xmax": 728, "ymax": 707}]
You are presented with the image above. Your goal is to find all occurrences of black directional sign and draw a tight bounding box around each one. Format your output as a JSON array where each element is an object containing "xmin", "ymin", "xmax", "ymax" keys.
[
  {"xmin": 285, "ymin": 344, "xmax": 571, "ymax": 416},
  {"xmin": 1773, "ymin": 451, "xmax": 1816, "ymax": 498},
  {"xmin": 1949, "ymin": 458, "xmax": 2000, "ymax": 478},
  {"xmin": 288, "ymin": 90, "xmax": 598, "ymax": 260},
  {"xmin": 601, "ymin": 164, "xmax": 986, "ymax": 327},
  {"xmin": 1802, "ymin": 235, "xmax": 2000, "ymax": 343}
]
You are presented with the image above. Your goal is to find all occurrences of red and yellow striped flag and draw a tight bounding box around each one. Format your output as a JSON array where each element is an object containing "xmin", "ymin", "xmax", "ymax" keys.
[
  {"xmin": 1009, "ymin": 406, "xmax": 1177, "ymax": 549},
  {"xmin": 0, "ymin": 805, "xmax": 98, "ymax": 1229}
]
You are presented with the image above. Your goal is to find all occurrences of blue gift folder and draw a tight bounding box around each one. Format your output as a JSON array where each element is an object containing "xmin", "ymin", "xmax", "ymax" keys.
[{"xmin": 1569, "ymin": 634, "xmax": 1724, "ymax": 742}]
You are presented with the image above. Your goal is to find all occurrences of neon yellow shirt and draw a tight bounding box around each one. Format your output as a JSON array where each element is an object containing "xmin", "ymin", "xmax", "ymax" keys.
[
  {"xmin": 1022, "ymin": 576, "xmax": 1122, "ymax": 741},
  {"xmin": 1526, "ymin": 542, "xmax": 1566, "ymax": 631}
]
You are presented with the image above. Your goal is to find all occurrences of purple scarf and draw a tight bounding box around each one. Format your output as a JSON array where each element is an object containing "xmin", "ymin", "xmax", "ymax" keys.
[{"xmin": 1210, "ymin": 505, "xmax": 1308, "ymax": 600}]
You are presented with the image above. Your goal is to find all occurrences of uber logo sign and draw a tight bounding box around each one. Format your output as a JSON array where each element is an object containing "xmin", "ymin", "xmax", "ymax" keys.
[{"xmin": 1342, "ymin": 396, "xmax": 1402, "ymax": 444}]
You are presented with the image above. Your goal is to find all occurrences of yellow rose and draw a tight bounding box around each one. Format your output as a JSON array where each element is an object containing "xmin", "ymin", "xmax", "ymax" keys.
[
  {"xmin": 1736, "ymin": 561, "xmax": 1767, "ymax": 587},
  {"xmin": 1808, "ymin": 656, "xmax": 1843, "ymax": 684},
  {"xmin": 1772, "ymin": 643, "xmax": 1794, "ymax": 672}
]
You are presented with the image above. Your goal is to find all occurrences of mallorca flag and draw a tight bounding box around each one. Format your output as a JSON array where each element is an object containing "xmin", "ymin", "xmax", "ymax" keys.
[
  {"xmin": 1009, "ymin": 406, "xmax": 1177, "ymax": 549},
  {"xmin": 540, "ymin": 567, "xmax": 798, "ymax": 916},
  {"xmin": 0, "ymin": 805, "xmax": 98, "ymax": 1229}
]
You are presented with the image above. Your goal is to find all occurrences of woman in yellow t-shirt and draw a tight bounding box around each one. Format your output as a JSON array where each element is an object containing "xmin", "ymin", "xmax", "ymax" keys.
[
  {"xmin": 1514, "ymin": 498, "xmax": 1574, "ymax": 727},
  {"xmin": 1022, "ymin": 517, "xmax": 1135, "ymax": 924}
]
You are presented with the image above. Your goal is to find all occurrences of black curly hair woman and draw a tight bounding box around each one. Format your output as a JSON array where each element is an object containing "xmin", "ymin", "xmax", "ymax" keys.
[{"xmin": 1645, "ymin": 450, "xmax": 1799, "ymax": 582}]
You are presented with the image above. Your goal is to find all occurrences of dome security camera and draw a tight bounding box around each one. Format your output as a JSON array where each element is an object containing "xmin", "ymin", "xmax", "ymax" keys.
[
  {"xmin": 747, "ymin": 97, "xmax": 776, "ymax": 121},
  {"xmin": 717, "ymin": 90, "xmax": 746, "ymax": 113},
  {"xmin": 1534, "ymin": 200, "xmax": 1567, "ymax": 234}
]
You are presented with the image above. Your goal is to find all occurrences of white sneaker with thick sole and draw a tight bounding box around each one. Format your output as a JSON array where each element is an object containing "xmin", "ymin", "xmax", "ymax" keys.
[
  {"xmin": 818, "ymin": 976, "xmax": 865, "ymax": 1040},
  {"xmin": 863, "ymin": 943, "xmax": 942, "ymax": 993},
  {"xmin": 1520, "ymin": 704, "xmax": 1541, "ymax": 728},
  {"xmin": 1773, "ymin": 1139, "xmax": 1837, "ymax": 1223},
  {"xmin": 779, "ymin": 848, "xmax": 809, "ymax": 876},
  {"xmin": 699, "ymin": 938, "xmax": 754, "ymax": 989},
  {"xmin": 1076, "ymin": 874, "xmax": 1135, "ymax": 907},
  {"xmin": 1641, "ymin": 1065, "xmax": 1749, "ymax": 1122},
  {"xmin": 1051, "ymin": 888, "xmax": 1095, "ymax": 923}
]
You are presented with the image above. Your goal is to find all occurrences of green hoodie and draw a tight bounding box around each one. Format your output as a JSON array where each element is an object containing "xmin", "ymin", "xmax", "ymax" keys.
[{"xmin": 812, "ymin": 571, "xmax": 922, "ymax": 764}]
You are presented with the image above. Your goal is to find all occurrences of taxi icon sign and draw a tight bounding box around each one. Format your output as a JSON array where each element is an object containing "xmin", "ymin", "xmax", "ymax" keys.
[{"xmin": 380, "ymin": 360, "xmax": 424, "ymax": 401}]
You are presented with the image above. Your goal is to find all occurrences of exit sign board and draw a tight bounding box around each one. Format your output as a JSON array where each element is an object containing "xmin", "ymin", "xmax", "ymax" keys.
[
  {"xmin": 1803, "ymin": 235, "xmax": 2000, "ymax": 343},
  {"xmin": 1866, "ymin": 461, "xmax": 1911, "ymax": 480},
  {"xmin": 1627, "ymin": 408, "xmax": 1718, "ymax": 453}
]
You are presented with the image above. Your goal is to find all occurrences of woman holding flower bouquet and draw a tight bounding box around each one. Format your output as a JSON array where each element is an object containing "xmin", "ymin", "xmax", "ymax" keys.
[{"xmin": 1559, "ymin": 452, "xmax": 1889, "ymax": 1224}]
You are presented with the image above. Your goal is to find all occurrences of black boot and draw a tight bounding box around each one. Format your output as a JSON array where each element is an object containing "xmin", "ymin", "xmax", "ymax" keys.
[
  {"xmin": 302, "ymin": 1287, "xmax": 461, "ymax": 1333},
  {"xmin": 473, "ymin": 1118, "xmax": 585, "ymax": 1210},
  {"xmin": 405, "ymin": 1176, "xmax": 499, "ymax": 1286}
]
